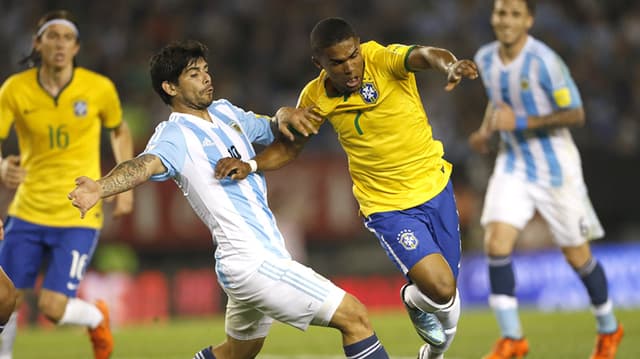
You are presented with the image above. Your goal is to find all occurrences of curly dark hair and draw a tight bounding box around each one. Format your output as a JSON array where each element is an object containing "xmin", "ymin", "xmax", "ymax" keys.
[{"xmin": 149, "ymin": 39, "xmax": 209, "ymax": 105}]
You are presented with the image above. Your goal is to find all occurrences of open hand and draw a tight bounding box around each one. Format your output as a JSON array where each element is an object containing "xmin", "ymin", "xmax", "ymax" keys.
[
  {"xmin": 445, "ymin": 59, "xmax": 479, "ymax": 91},
  {"xmin": 276, "ymin": 106, "xmax": 324, "ymax": 141}
]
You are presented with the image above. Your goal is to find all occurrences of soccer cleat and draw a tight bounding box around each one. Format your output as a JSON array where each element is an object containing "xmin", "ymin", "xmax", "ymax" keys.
[
  {"xmin": 401, "ymin": 284, "xmax": 446, "ymax": 346},
  {"xmin": 88, "ymin": 300, "xmax": 114, "ymax": 359},
  {"xmin": 482, "ymin": 337, "xmax": 529, "ymax": 359},
  {"xmin": 590, "ymin": 324, "xmax": 624, "ymax": 359}
]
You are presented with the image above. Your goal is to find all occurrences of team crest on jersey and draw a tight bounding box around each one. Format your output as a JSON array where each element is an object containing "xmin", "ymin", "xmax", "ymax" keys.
[
  {"xmin": 520, "ymin": 78, "xmax": 530, "ymax": 91},
  {"xmin": 359, "ymin": 82, "xmax": 378, "ymax": 104},
  {"xmin": 397, "ymin": 229, "xmax": 418, "ymax": 250},
  {"xmin": 73, "ymin": 100, "xmax": 88, "ymax": 117}
]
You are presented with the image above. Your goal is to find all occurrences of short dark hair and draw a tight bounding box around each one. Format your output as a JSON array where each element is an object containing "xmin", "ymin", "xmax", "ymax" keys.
[
  {"xmin": 310, "ymin": 17, "xmax": 357, "ymax": 55},
  {"xmin": 494, "ymin": 0, "xmax": 536, "ymax": 15},
  {"xmin": 149, "ymin": 40, "xmax": 208, "ymax": 105},
  {"xmin": 523, "ymin": 0, "xmax": 536, "ymax": 15},
  {"xmin": 20, "ymin": 9, "xmax": 80, "ymax": 67}
]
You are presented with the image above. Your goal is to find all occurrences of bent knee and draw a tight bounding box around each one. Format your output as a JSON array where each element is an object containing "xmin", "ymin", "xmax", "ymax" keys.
[
  {"xmin": 428, "ymin": 280, "xmax": 456, "ymax": 305},
  {"xmin": 331, "ymin": 294, "xmax": 373, "ymax": 335}
]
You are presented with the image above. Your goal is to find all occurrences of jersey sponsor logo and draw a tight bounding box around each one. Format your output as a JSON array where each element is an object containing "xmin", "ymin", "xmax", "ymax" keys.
[
  {"xmin": 397, "ymin": 229, "xmax": 418, "ymax": 250},
  {"xmin": 359, "ymin": 82, "xmax": 378, "ymax": 104},
  {"xmin": 73, "ymin": 100, "xmax": 88, "ymax": 117}
]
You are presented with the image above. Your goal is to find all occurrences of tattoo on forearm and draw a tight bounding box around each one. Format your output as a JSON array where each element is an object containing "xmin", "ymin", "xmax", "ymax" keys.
[{"xmin": 98, "ymin": 154, "xmax": 156, "ymax": 197}]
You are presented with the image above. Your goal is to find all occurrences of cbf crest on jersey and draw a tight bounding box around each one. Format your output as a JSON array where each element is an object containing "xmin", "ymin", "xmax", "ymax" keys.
[
  {"xmin": 397, "ymin": 229, "xmax": 418, "ymax": 250},
  {"xmin": 359, "ymin": 82, "xmax": 378, "ymax": 104},
  {"xmin": 73, "ymin": 100, "xmax": 88, "ymax": 117}
]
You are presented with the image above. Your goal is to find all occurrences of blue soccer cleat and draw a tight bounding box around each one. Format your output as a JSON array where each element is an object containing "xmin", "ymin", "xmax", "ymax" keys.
[{"xmin": 401, "ymin": 284, "xmax": 446, "ymax": 347}]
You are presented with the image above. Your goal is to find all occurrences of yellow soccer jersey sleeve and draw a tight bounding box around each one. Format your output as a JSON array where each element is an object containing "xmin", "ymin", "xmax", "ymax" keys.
[
  {"xmin": 0, "ymin": 67, "xmax": 123, "ymax": 228},
  {"xmin": 298, "ymin": 41, "xmax": 452, "ymax": 216}
]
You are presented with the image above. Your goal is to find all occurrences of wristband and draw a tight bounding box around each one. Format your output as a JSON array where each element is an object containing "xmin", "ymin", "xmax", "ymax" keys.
[
  {"xmin": 247, "ymin": 159, "xmax": 258, "ymax": 173},
  {"xmin": 515, "ymin": 115, "xmax": 528, "ymax": 131}
]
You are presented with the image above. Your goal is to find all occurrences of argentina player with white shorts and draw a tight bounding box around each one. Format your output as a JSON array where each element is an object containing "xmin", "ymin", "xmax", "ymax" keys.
[
  {"xmin": 68, "ymin": 40, "xmax": 391, "ymax": 359},
  {"xmin": 469, "ymin": 1, "xmax": 623, "ymax": 358}
]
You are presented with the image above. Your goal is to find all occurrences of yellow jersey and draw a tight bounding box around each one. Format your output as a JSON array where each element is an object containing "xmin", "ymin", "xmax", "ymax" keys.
[
  {"xmin": 0, "ymin": 67, "xmax": 123, "ymax": 228},
  {"xmin": 298, "ymin": 41, "xmax": 452, "ymax": 217}
]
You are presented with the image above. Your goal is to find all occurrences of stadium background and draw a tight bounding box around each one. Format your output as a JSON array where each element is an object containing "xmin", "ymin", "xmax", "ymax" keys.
[{"xmin": 0, "ymin": 0, "xmax": 639, "ymax": 327}]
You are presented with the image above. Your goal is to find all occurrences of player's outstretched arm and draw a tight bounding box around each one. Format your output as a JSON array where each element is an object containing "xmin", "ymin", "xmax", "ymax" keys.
[
  {"xmin": 491, "ymin": 104, "xmax": 584, "ymax": 131},
  {"xmin": 68, "ymin": 154, "xmax": 166, "ymax": 218},
  {"xmin": 406, "ymin": 46, "xmax": 478, "ymax": 91},
  {"xmin": 275, "ymin": 106, "xmax": 324, "ymax": 141}
]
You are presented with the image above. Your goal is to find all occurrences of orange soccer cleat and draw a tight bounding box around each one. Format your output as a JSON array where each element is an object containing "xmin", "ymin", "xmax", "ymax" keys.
[
  {"xmin": 482, "ymin": 337, "xmax": 529, "ymax": 359},
  {"xmin": 88, "ymin": 300, "xmax": 114, "ymax": 359},
  {"xmin": 590, "ymin": 324, "xmax": 624, "ymax": 359}
]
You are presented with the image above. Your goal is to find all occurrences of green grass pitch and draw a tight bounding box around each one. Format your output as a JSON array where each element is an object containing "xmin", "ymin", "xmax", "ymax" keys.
[{"xmin": 13, "ymin": 308, "xmax": 638, "ymax": 358}]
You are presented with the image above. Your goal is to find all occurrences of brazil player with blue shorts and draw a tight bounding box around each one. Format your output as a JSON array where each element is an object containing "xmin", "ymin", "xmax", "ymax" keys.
[
  {"xmin": 468, "ymin": 1, "xmax": 623, "ymax": 358},
  {"xmin": 69, "ymin": 39, "xmax": 392, "ymax": 359},
  {"xmin": 221, "ymin": 18, "xmax": 479, "ymax": 359},
  {"xmin": 0, "ymin": 10, "xmax": 133, "ymax": 359}
]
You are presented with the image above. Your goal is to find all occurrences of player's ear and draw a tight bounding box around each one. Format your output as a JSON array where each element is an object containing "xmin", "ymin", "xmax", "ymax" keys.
[
  {"xmin": 311, "ymin": 56, "xmax": 322, "ymax": 70},
  {"xmin": 161, "ymin": 81, "xmax": 177, "ymax": 97},
  {"xmin": 32, "ymin": 35, "xmax": 41, "ymax": 51},
  {"xmin": 525, "ymin": 14, "xmax": 534, "ymax": 30}
]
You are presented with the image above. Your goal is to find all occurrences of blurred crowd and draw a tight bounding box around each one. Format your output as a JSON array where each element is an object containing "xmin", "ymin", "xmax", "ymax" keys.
[{"xmin": 1, "ymin": 0, "xmax": 639, "ymax": 244}]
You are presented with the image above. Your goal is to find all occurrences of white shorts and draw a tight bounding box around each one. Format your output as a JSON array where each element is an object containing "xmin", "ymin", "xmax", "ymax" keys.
[
  {"xmin": 218, "ymin": 256, "xmax": 345, "ymax": 340},
  {"xmin": 480, "ymin": 172, "xmax": 604, "ymax": 247}
]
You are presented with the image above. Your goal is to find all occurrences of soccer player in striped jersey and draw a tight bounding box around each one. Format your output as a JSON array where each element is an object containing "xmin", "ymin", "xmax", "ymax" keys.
[
  {"xmin": 469, "ymin": 1, "xmax": 623, "ymax": 358},
  {"xmin": 0, "ymin": 10, "xmax": 133, "ymax": 359},
  {"xmin": 226, "ymin": 17, "xmax": 479, "ymax": 359},
  {"xmin": 69, "ymin": 40, "xmax": 391, "ymax": 359}
]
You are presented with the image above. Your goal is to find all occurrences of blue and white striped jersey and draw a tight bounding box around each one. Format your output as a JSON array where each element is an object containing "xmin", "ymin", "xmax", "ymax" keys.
[
  {"xmin": 475, "ymin": 36, "xmax": 584, "ymax": 187},
  {"xmin": 142, "ymin": 99, "xmax": 290, "ymax": 273}
]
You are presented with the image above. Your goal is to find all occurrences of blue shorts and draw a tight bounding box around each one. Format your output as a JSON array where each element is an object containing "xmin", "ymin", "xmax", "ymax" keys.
[
  {"xmin": 0, "ymin": 216, "xmax": 99, "ymax": 297},
  {"xmin": 364, "ymin": 180, "xmax": 461, "ymax": 278}
]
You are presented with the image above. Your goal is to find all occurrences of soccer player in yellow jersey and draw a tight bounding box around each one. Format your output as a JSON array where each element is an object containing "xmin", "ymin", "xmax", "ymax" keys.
[
  {"xmin": 0, "ymin": 10, "xmax": 133, "ymax": 359},
  {"xmin": 216, "ymin": 17, "xmax": 478, "ymax": 359}
]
